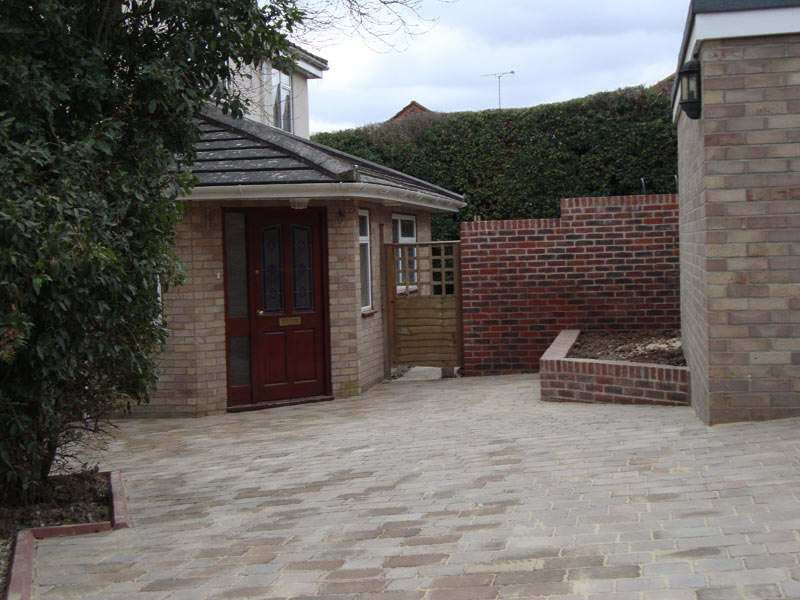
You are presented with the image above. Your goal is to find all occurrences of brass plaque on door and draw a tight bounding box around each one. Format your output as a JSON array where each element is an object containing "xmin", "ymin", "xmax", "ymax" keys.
[{"xmin": 279, "ymin": 317, "xmax": 301, "ymax": 326}]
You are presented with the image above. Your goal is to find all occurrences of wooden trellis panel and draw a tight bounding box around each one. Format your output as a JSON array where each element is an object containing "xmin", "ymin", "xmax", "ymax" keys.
[{"xmin": 384, "ymin": 242, "xmax": 462, "ymax": 369}]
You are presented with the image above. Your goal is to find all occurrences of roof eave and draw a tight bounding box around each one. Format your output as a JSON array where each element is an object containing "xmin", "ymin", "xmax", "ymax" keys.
[
  {"xmin": 185, "ymin": 182, "xmax": 466, "ymax": 213},
  {"xmin": 672, "ymin": 0, "xmax": 800, "ymax": 115}
]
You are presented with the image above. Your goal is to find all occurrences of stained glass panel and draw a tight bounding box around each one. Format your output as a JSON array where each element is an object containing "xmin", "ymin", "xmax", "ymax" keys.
[
  {"xmin": 292, "ymin": 225, "xmax": 313, "ymax": 312},
  {"xmin": 262, "ymin": 226, "xmax": 283, "ymax": 313}
]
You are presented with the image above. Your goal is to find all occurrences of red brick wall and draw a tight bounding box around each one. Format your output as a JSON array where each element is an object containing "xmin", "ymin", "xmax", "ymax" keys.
[
  {"xmin": 540, "ymin": 330, "xmax": 690, "ymax": 406},
  {"xmin": 460, "ymin": 195, "xmax": 680, "ymax": 375}
]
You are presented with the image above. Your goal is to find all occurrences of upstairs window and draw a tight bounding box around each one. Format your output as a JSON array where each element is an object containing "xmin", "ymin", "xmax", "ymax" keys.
[{"xmin": 272, "ymin": 69, "xmax": 293, "ymax": 133}]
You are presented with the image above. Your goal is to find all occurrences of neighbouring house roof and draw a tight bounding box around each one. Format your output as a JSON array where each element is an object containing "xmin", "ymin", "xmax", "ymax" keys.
[
  {"xmin": 189, "ymin": 106, "xmax": 465, "ymax": 212},
  {"xmin": 672, "ymin": 0, "xmax": 800, "ymax": 108},
  {"xmin": 390, "ymin": 101, "xmax": 431, "ymax": 121}
]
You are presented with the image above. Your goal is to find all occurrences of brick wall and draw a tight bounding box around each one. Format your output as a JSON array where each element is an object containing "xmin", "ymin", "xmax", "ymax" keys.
[
  {"xmin": 678, "ymin": 100, "xmax": 711, "ymax": 423},
  {"xmin": 540, "ymin": 330, "xmax": 690, "ymax": 406},
  {"xmin": 677, "ymin": 33, "xmax": 800, "ymax": 423},
  {"xmin": 138, "ymin": 202, "xmax": 228, "ymax": 417},
  {"xmin": 327, "ymin": 200, "xmax": 361, "ymax": 397},
  {"xmin": 460, "ymin": 195, "xmax": 680, "ymax": 376}
]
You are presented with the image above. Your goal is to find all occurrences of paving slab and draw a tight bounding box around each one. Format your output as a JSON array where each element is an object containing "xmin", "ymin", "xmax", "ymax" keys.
[{"xmin": 31, "ymin": 374, "xmax": 800, "ymax": 599}]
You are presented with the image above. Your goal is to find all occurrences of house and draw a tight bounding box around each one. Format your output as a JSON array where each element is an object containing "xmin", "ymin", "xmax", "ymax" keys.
[
  {"xmin": 390, "ymin": 101, "xmax": 432, "ymax": 121},
  {"xmin": 237, "ymin": 45, "xmax": 328, "ymax": 139},
  {"xmin": 674, "ymin": 0, "xmax": 800, "ymax": 423},
  {"xmin": 136, "ymin": 58, "xmax": 465, "ymax": 417}
]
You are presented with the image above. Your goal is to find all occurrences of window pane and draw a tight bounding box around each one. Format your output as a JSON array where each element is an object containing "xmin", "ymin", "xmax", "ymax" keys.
[
  {"xmin": 292, "ymin": 225, "xmax": 313, "ymax": 312},
  {"xmin": 282, "ymin": 91, "xmax": 292, "ymax": 132},
  {"xmin": 401, "ymin": 218, "xmax": 415, "ymax": 239},
  {"xmin": 224, "ymin": 213, "xmax": 247, "ymax": 318},
  {"xmin": 392, "ymin": 219, "xmax": 400, "ymax": 243},
  {"xmin": 359, "ymin": 214, "xmax": 369, "ymax": 238},
  {"xmin": 360, "ymin": 242, "xmax": 371, "ymax": 308},
  {"xmin": 262, "ymin": 226, "xmax": 283, "ymax": 313},
  {"xmin": 229, "ymin": 336, "xmax": 250, "ymax": 387}
]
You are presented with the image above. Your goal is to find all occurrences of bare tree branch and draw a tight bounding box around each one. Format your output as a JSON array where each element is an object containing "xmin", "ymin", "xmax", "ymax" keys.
[{"xmin": 295, "ymin": 0, "xmax": 457, "ymax": 51}]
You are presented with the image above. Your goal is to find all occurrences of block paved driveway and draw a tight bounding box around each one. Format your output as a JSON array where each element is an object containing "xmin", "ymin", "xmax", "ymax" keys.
[{"xmin": 34, "ymin": 374, "xmax": 800, "ymax": 599}]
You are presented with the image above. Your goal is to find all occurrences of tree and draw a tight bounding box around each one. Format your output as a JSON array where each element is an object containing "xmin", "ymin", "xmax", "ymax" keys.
[
  {"xmin": 0, "ymin": 0, "xmax": 305, "ymax": 504},
  {"xmin": 1, "ymin": 0, "xmax": 448, "ymax": 505}
]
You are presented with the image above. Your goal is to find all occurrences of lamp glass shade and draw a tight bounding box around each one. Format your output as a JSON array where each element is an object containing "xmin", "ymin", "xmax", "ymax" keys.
[
  {"xmin": 679, "ymin": 58, "xmax": 702, "ymax": 119},
  {"xmin": 289, "ymin": 198, "xmax": 309, "ymax": 210}
]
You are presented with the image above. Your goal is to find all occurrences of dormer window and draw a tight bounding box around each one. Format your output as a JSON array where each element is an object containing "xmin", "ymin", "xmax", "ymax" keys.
[{"xmin": 272, "ymin": 69, "xmax": 293, "ymax": 133}]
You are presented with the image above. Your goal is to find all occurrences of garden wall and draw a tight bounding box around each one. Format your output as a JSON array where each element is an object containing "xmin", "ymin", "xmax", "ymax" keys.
[{"xmin": 460, "ymin": 195, "xmax": 680, "ymax": 375}]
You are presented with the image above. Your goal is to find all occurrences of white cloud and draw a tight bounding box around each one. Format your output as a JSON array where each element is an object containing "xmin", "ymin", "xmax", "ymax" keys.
[{"xmin": 305, "ymin": 0, "xmax": 688, "ymax": 132}]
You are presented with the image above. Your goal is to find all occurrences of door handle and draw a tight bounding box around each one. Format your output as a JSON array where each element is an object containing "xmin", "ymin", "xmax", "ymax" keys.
[{"xmin": 257, "ymin": 309, "xmax": 265, "ymax": 316}]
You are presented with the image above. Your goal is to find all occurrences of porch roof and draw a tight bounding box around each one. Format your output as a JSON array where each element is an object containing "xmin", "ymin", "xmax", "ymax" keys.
[{"xmin": 188, "ymin": 107, "xmax": 465, "ymax": 212}]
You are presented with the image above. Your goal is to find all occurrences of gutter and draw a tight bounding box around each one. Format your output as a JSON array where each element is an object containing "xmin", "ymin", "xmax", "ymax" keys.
[{"xmin": 186, "ymin": 182, "xmax": 467, "ymax": 213}]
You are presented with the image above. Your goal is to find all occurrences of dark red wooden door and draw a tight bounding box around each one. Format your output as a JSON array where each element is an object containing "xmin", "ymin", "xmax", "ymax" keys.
[{"xmin": 247, "ymin": 210, "xmax": 327, "ymax": 403}]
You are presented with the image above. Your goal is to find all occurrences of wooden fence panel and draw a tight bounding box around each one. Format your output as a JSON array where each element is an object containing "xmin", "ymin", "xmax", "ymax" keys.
[{"xmin": 385, "ymin": 242, "xmax": 462, "ymax": 369}]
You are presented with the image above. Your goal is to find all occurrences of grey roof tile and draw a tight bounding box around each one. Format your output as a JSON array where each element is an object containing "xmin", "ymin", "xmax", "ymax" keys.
[{"xmin": 193, "ymin": 106, "xmax": 464, "ymax": 205}]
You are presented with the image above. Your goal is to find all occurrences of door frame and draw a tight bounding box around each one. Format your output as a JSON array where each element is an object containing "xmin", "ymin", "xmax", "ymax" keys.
[{"xmin": 221, "ymin": 206, "xmax": 332, "ymax": 411}]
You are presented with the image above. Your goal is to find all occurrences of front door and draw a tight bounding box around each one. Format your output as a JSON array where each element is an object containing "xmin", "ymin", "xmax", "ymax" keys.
[
  {"xmin": 223, "ymin": 208, "xmax": 329, "ymax": 410},
  {"xmin": 247, "ymin": 210, "xmax": 328, "ymax": 404}
]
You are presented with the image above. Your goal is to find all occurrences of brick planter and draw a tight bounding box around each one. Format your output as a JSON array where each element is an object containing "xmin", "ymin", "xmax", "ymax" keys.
[{"xmin": 540, "ymin": 330, "xmax": 690, "ymax": 406}]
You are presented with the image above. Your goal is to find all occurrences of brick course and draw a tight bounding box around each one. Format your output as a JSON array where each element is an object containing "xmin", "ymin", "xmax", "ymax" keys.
[
  {"xmin": 460, "ymin": 195, "xmax": 681, "ymax": 376},
  {"xmin": 540, "ymin": 330, "xmax": 690, "ymax": 407}
]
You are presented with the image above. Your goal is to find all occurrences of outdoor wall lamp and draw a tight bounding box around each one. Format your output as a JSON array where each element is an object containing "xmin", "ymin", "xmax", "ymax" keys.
[
  {"xmin": 289, "ymin": 197, "xmax": 310, "ymax": 210},
  {"xmin": 679, "ymin": 57, "xmax": 701, "ymax": 120}
]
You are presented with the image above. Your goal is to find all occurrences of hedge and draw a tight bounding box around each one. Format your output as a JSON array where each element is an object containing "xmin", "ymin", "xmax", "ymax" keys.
[{"xmin": 313, "ymin": 84, "xmax": 678, "ymax": 240}]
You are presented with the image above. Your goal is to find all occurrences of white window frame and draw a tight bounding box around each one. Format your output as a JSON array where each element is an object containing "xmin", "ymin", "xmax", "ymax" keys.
[
  {"xmin": 392, "ymin": 214, "xmax": 417, "ymax": 286},
  {"xmin": 359, "ymin": 209, "xmax": 372, "ymax": 312},
  {"xmin": 271, "ymin": 68, "xmax": 293, "ymax": 133}
]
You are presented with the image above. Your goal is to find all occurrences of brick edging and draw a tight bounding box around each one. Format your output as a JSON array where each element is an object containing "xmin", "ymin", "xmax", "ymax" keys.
[
  {"xmin": 540, "ymin": 330, "xmax": 691, "ymax": 406},
  {"xmin": 5, "ymin": 470, "xmax": 130, "ymax": 600}
]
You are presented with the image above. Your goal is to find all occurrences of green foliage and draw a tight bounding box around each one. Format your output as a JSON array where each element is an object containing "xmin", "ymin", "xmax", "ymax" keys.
[
  {"xmin": 313, "ymin": 86, "xmax": 678, "ymax": 240},
  {"xmin": 0, "ymin": 0, "xmax": 301, "ymax": 505}
]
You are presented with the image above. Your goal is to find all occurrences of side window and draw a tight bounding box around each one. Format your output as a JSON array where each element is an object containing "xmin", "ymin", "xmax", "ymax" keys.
[
  {"xmin": 271, "ymin": 69, "xmax": 293, "ymax": 133},
  {"xmin": 359, "ymin": 210, "xmax": 372, "ymax": 311},
  {"xmin": 392, "ymin": 214, "xmax": 417, "ymax": 284}
]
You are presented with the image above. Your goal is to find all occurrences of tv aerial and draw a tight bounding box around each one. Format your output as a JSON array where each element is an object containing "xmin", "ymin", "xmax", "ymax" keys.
[{"xmin": 481, "ymin": 70, "xmax": 515, "ymax": 109}]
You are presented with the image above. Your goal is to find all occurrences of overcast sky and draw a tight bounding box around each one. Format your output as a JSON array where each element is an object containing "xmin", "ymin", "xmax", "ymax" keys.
[{"xmin": 304, "ymin": 0, "xmax": 689, "ymax": 134}]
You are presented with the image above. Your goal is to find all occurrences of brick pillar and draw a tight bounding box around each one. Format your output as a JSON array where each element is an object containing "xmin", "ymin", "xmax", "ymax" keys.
[
  {"xmin": 678, "ymin": 33, "xmax": 800, "ymax": 423},
  {"xmin": 327, "ymin": 200, "xmax": 360, "ymax": 396},
  {"xmin": 142, "ymin": 202, "xmax": 227, "ymax": 416}
]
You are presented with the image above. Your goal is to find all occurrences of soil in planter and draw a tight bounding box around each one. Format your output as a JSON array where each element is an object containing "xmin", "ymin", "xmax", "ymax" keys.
[
  {"xmin": 0, "ymin": 470, "xmax": 110, "ymax": 597},
  {"xmin": 568, "ymin": 330, "xmax": 686, "ymax": 366}
]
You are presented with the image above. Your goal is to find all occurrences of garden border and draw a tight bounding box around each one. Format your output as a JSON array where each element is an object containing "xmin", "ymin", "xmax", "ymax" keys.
[
  {"xmin": 540, "ymin": 330, "xmax": 691, "ymax": 407},
  {"xmin": 5, "ymin": 470, "xmax": 130, "ymax": 600}
]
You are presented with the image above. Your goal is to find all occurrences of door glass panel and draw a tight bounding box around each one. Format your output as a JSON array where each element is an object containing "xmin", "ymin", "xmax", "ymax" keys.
[
  {"xmin": 292, "ymin": 225, "xmax": 313, "ymax": 312},
  {"xmin": 262, "ymin": 226, "xmax": 283, "ymax": 313},
  {"xmin": 229, "ymin": 336, "xmax": 250, "ymax": 387},
  {"xmin": 224, "ymin": 213, "xmax": 247, "ymax": 318}
]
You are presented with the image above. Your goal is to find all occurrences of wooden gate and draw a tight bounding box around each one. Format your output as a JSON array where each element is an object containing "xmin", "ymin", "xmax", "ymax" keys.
[{"xmin": 384, "ymin": 241, "xmax": 462, "ymax": 370}]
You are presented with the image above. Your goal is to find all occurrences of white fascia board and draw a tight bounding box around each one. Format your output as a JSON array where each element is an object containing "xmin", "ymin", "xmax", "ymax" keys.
[
  {"xmin": 294, "ymin": 57, "xmax": 326, "ymax": 80},
  {"xmin": 187, "ymin": 183, "xmax": 466, "ymax": 213},
  {"xmin": 674, "ymin": 6, "xmax": 800, "ymax": 121}
]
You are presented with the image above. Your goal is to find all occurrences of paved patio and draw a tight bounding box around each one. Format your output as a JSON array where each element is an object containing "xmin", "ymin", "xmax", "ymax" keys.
[{"xmin": 33, "ymin": 373, "xmax": 800, "ymax": 599}]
